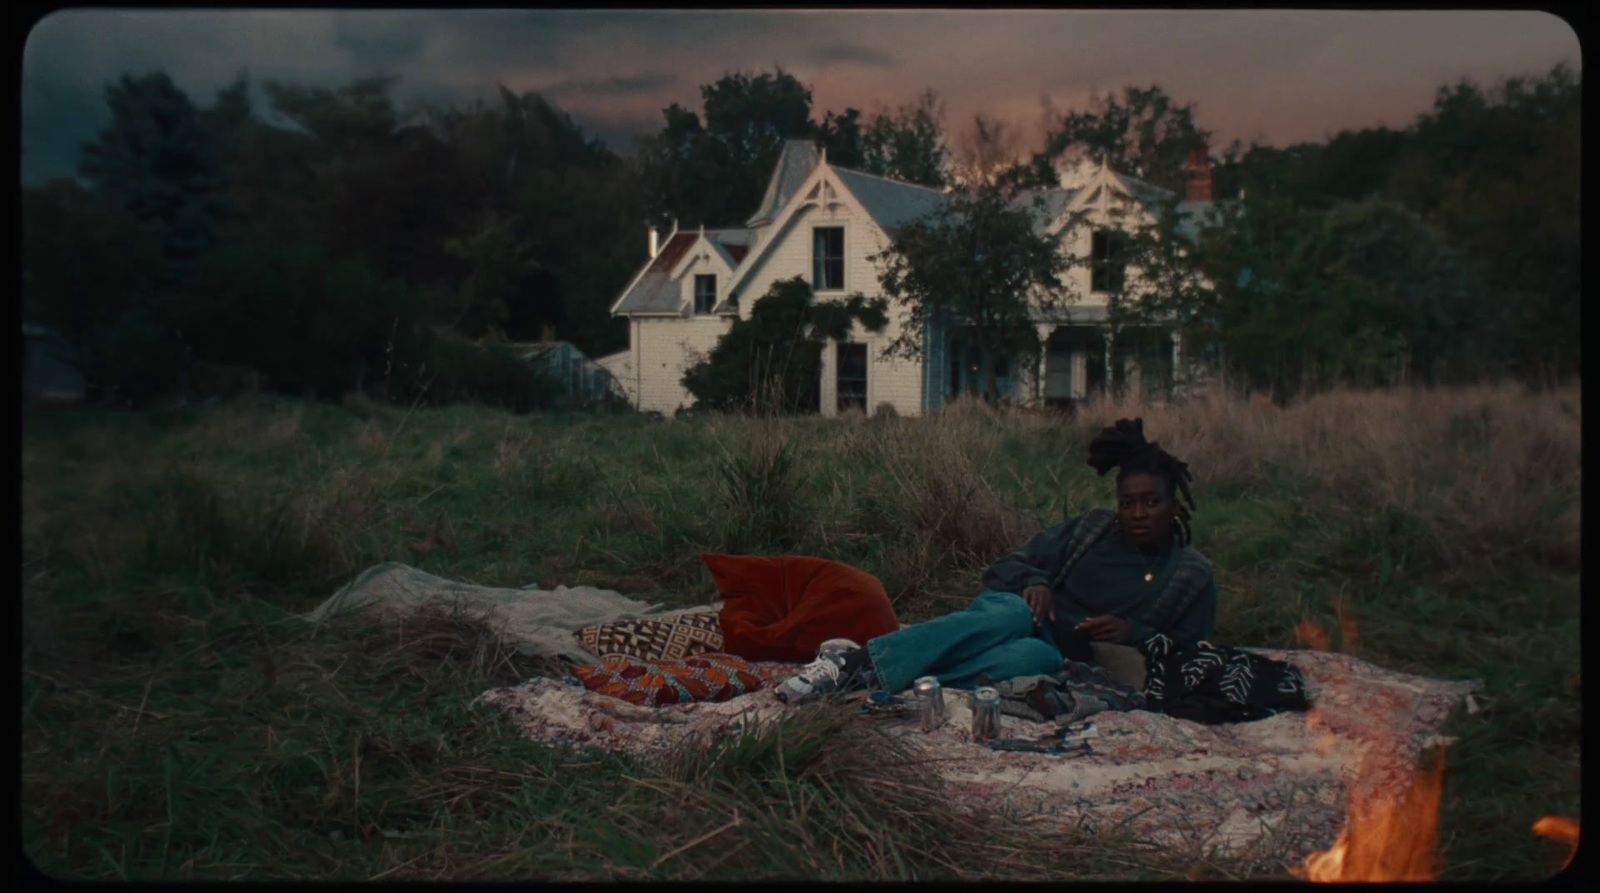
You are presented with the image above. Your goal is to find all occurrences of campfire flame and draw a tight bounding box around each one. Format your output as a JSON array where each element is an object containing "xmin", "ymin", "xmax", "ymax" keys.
[
  {"xmin": 1533, "ymin": 815, "xmax": 1579, "ymax": 870},
  {"xmin": 1293, "ymin": 610, "xmax": 1446, "ymax": 883},
  {"xmin": 1291, "ymin": 751, "xmax": 1446, "ymax": 882}
]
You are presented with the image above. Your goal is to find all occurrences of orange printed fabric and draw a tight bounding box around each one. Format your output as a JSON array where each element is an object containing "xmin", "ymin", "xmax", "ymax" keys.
[{"xmin": 572, "ymin": 653, "xmax": 797, "ymax": 707}]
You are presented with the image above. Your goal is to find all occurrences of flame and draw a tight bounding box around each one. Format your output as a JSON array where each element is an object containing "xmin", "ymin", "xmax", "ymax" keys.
[
  {"xmin": 1533, "ymin": 816, "xmax": 1579, "ymax": 870},
  {"xmin": 1293, "ymin": 751, "xmax": 1446, "ymax": 882},
  {"xmin": 1295, "ymin": 619, "xmax": 1331, "ymax": 652},
  {"xmin": 1294, "ymin": 611, "xmax": 1446, "ymax": 882}
]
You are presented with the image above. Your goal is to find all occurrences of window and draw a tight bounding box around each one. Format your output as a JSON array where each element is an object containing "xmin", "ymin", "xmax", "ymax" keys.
[
  {"xmin": 814, "ymin": 227, "xmax": 844, "ymax": 291},
  {"xmin": 694, "ymin": 274, "xmax": 716, "ymax": 314},
  {"xmin": 1091, "ymin": 230, "xmax": 1127, "ymax": 294},
  {"xmin": 837, "ymin": 342, "xmax": 867, "ymax": 412}
]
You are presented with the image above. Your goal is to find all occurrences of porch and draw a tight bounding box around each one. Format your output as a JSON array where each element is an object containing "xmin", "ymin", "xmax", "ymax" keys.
[{"xmin": 929, "ymin": 320, "xmax": 1185, "ymax": 411}]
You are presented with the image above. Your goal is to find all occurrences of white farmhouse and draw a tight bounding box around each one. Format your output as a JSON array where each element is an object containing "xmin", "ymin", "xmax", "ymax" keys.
[{"xmin": 602, "ymin": 140, "xmax": 1218, "ymax": 417}]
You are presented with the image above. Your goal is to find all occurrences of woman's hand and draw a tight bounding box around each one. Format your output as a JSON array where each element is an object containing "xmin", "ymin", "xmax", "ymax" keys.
[
  {"xmin": 1021, "ymin": 584, "xmax": 1055, "ymax": 626},
  {"xmin": 1075, "ymin": 615, "xmax": 1131, "ymax": 643}
]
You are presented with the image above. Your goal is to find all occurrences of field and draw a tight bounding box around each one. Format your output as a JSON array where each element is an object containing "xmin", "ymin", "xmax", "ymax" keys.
[{"xmin": 21, "ymin": 383, "xmax": 1581, "ymax": 880}]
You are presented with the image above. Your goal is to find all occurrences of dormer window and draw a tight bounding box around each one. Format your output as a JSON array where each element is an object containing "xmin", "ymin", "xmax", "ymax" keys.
[
  {"xmin": 694, "ymin": 274, "xmax": 716, "ymax": 315},
  {"xmin": 813, "ymin": 227, "xmax": 844, "ymax": 292}
]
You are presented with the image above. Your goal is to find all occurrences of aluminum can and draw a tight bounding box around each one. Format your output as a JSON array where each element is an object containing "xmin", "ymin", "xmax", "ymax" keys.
[
  {"xmin": 913, "ymin": 676, "xmax": 945, "ymax": 731},
  {"xmin": 971, "ymin": 686, "xmax": 1002, "ymax": 740}
]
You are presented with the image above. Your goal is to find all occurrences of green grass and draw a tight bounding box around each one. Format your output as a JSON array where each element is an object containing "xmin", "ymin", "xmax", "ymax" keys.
[{"xmin": 21, "ymin": 384, "xmax": 1581, "ymax": 879}]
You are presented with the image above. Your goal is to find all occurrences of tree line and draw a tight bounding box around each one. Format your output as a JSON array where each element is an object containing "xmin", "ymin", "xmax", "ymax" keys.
[{"xmin": 21, "ymin": 62, "xmax": 1578, "ymax": 409}]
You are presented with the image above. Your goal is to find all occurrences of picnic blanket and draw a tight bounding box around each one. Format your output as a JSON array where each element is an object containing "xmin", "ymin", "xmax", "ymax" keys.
[
  {"xmin": 475, "ymin": 647, "xmax": 1477, "ymax": 858},
  {"xmin": 303, "ymin": 563, "xmax": 719, "ymax": 665}
]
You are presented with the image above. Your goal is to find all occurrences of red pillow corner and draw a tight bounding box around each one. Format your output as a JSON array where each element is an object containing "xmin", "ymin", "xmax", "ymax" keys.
[{"xmin": 702, "ymin": 553, "xmax": 899, "ymax": 662}]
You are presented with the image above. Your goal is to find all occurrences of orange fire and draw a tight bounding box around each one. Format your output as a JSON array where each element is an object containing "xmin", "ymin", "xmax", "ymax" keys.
[
  {"xmin": 1294, "ymin": 610, "xmax": 1446, "ymax": 882},
  {"xmin": 1292, "ymin": 750, "xmax": 1446, "ymax": 882},
  {"xmin": 1533, "ymin": 815, "xmax": 1579, "ymax": 870}
]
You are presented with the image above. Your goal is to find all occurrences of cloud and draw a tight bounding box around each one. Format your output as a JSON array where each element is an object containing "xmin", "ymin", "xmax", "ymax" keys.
[
  {"xmin": 19, "ymin": 9, "xmax": 1583, "ymax": 185},
  {"xmin": 808, "ymin": 42, "xmax": 897, "ymax": 69},
  {"xmin": 544, "ymin": 73, "xmax": 682, "ymax": 98}
]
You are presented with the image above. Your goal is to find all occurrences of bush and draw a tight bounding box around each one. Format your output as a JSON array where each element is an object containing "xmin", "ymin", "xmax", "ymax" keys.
[{"xmin": 420, "ymin": 332, "xmax": 560, "ymax": 413}]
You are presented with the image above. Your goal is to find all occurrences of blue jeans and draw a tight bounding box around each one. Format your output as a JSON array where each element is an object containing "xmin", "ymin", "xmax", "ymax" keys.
[{"xmin": 866, "ymin": 590, "xmax": 1066, "ymax": 693}]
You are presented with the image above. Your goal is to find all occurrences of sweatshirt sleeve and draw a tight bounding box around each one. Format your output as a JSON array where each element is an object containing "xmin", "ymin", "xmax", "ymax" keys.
[
  {"xmin": 981, "ymin": 516, "xmax": 1079, "ymax": 595},
  {"xmin": 1126, "ymin": 575, "xmax": 1218, "ymax": 647}
]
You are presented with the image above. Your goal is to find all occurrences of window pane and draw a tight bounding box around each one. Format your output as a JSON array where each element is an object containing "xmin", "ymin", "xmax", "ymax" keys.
[
  {"xmin": 837, "ymin": 342, "xmax": 867, "ymax": 411},
  {"xmin": 815, "ymin": 227, "xmax": 844, "ymax": 290},
  {"xmin": 695, "ymin": 274, "xmax": 715, "ymax": 314}
]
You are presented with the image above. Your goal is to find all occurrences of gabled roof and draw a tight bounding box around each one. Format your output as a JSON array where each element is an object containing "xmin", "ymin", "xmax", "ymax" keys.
[
  {"xmin": 703, "ymin": 228, "xmax": 751, "ymax": 269},
  {"xmin": 747, "ymin": 139, "xmax": 822, "ymax": 227},
  {"xmin": 830, "ymin": 166, "xmax": 948, "ymax": 236},
  {"xmin": 614, "ymin": 228, "xmax": 754, "ymax": 316},
  {"xmin": 1010, "ymin": 187, "xmax": 1081, "ymax": 237},
  {"xmin": 611, "ymin": 233, "xmax": 697, "ymax": 314}
]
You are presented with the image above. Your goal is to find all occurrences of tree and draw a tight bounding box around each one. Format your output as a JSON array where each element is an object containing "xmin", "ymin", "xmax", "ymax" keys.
[
  {"xmin": 79, "ymin": 71, "xmax": 225, "ymax": 274},
  {"xmin": 21, "ymin": 178, "xmax": 177, "ymax": 402},
  {"xmin": 860, "ymin": 89, "xmax": 949, "ymax": 188},
  {"xmin": 874, "ymin": 185, "xmax": 1071, "ymax": 402},
  {"xmin": 949, "ymin": 112, "xmax": 1026, "ymax": 190},
  {"xmin": 1038, "ymin": 85, "xmax": 1211, "ymax": 193},
  {"xmin": 682, "ymin": 277, "xmax": 888, "ymax": 414},
  {"xmin": 169, "ymin": 243, "xmax": 425, "ymax": 400},
  {"xmin": 441, "ymin": 211, "xmax": 544, "ymax": 339},
  {"xmin": 1178, "ymin": 193, "xmax": 1498, "ymax": 399},
  {"xmin": 638, "ymin": 68, "xmax": 816, "ymax": 228}
]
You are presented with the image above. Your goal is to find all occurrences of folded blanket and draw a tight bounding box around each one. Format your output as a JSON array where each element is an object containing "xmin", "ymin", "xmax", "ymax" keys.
[
  {"xmin": 305, "ymin": 563, "xmax": 695, "ymax": 665},
  {"xmin": 571, "ymin": 653, "xmax": 796, "ymax": 707},
  {"xmin": 1142, "ymin": 634, "xmax": 1311, "ymax": 724}
]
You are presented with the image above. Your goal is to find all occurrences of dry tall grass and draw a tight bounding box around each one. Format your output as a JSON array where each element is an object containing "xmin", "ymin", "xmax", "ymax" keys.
[
  {"xmin": 1072, "ymin": 382, "xmax": 1581, "ymax": 577},
  {"xmin": 21, "ymin": 384, "xmax": 1581, "ymax": 881}
]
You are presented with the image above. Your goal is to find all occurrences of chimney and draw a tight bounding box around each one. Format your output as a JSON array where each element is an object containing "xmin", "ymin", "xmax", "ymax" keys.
[
  {"xmin": 647, "ymin": 224, "xmax": 659, "ymax": 260},
  {"xmin": 1185, "ymin": 148, "xmax": 1213, "ymax": 203},
  {"xmin": 540, "ymin": 323, "xmax": 555, "ymax": 344}
]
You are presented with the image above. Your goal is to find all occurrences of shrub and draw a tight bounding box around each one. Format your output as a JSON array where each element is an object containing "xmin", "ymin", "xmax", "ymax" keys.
[{"xmin": 421, "ymin": 333, "xmax": 560, "ymax": 413}]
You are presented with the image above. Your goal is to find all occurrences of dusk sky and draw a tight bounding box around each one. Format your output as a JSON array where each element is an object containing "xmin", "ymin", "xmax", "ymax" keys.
[{"xmin": 21, "ymin": 8, "xmax": 1580, "ymax": 186}]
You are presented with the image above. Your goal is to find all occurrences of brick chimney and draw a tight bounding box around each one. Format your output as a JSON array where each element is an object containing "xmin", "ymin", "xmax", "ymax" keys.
[{"xmin": 1185, "ymin": 148, "xmax": 1213, "ymax": 203}]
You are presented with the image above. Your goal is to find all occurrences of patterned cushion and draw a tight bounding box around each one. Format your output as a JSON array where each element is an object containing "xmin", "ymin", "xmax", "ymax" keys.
[
  {"xmin": 572, "ymin": 653, "xmax": 794, "ymax": 707},
  {"xmin": 574, "ymin": 611, "xmax": 724, "ymax": 662}
]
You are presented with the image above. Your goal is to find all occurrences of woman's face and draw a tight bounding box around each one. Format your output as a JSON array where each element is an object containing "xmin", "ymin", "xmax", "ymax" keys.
[{"xmin": 1117, "ymin": 472, "xmax": 1175, "ymax": 547}]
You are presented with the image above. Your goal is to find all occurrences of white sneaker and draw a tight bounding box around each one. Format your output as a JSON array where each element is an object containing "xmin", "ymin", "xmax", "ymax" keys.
[{"xmin": 775, "ymin": 639, "xmax": 874, "ymax": 704}]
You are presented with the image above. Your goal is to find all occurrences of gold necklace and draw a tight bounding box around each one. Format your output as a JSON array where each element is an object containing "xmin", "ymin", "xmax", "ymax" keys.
[{"xmin": 1141, "ymin": 547, "xmax": 1161, "ymax": 583}]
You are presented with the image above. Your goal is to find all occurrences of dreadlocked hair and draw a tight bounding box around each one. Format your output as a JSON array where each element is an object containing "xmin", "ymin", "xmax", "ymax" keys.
[{"xmin": 1086, "ymin": 417, "xmax": 1197, "ymax": 545}]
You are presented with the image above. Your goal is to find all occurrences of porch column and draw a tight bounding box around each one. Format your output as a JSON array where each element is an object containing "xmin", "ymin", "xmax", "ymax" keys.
[
  {"xmin": 1035, "ymin": 323, "xmax": 1053, "ymax": 403},
  {"xmin": 1171, "ymin": 329, "xmax": 1183, "ymax": 395},
  {"xmin": 1103, "ymin": 325, "xmax": 1115, "ymax": 398}
]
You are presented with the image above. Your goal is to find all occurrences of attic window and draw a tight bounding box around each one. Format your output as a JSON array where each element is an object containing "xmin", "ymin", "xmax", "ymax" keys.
[
  {"xmin": 813, "ymin": 227, "xmax": 844, "ymax": 291},
  {"xmin": 694, "ymin": 274, "xmax": 716, "ymax": 315},
  {"xmin": 1091, "ymin": 230, "xmax": 1127, "ymax": 294}
]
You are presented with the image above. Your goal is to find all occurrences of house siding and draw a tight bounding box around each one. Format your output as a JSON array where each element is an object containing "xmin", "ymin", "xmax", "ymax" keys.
[
  {"xmin": 737, "ymin": 196, "xmax": 924, "ymax": 418},
  {"xmin": 633, "ymin": 315, "xmax": 735, "ymax": 415}
]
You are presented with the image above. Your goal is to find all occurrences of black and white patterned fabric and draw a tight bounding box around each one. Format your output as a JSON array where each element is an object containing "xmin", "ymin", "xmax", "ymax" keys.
[{"xmin": 1140, "ymin": 634, "xmax": 1310, "ymax": 724}]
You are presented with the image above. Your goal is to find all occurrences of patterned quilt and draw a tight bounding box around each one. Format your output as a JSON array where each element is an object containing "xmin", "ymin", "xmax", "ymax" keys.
[{"xmin": 473, "ymin": 648, "xmax": 1476, "ymax": 859}]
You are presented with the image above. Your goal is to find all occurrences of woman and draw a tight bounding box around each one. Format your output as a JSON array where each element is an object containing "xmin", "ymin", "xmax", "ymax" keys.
[{"xmin": 778, "ymin": 418, "xmax": 1218, "ymax": 704}]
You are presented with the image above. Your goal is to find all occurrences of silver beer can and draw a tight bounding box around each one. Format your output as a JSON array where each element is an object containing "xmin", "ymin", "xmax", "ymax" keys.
[
  {"xmin": 913, "ymin": 676, "xmax": 945, "ymax": 731},
  {"xmin": 971, "ymin": 686, "xmax": 1002, "ymax": 740}
]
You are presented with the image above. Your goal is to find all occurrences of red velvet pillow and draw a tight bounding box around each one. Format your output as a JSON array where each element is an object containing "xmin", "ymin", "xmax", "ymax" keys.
[{"xmin": 703, "ymin": 554, "xmax": 900, "ymax": 662}]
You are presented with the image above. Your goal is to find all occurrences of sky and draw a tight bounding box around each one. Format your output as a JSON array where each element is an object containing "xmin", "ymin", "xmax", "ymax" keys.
[{"xmin": 20, "ymin": 8, "xmax": 1581, "ymax": 186}]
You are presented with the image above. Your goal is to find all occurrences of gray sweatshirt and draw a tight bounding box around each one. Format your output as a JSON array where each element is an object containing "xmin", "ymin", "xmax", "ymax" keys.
[{"xmin": 981, "ymin": 513, "xmax": 1218, "ymax": 648}]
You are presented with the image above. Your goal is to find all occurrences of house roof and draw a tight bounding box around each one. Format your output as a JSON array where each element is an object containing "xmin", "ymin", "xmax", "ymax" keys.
[
  {"xmin": 1035, "ymin": 303, "xmax": 1111, "ymax": 324},
  {"xmin": 612, "ymin": 233, "xmax": 697, "ymax": 314},
  {"xmin": 747, "ymin": 139, "xmax": 822, "ymax": 227},
  {"xmin": 1010, "ymin": 187, "xmax": 1081, "ymax": 236},
  {"xmin": 614, "ymin": 228, "xmax": 754, "ymax": 316},
  {"xmin": 831, "ymin": 166, "xmax": 948, "ymax": 236}
]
